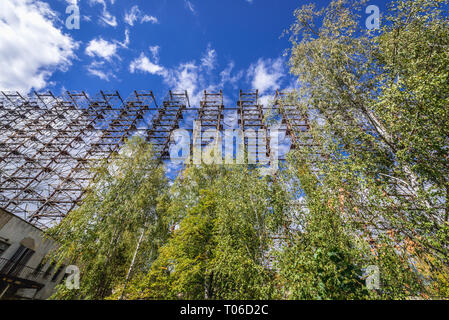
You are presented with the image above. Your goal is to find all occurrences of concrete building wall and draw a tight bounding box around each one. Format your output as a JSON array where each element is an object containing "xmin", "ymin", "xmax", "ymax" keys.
[{"xmin": 0, "ymin": 208, "xmax": 65, "ymax": 299}]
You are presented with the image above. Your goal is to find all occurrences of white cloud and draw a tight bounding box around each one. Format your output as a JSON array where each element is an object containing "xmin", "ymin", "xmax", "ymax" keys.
[
  {"xmin": 141, "ymin": 15, "xmax": 158, "ymax": 24},
  {"xmin": 89, "ymin": 0, "xmax": 117, "ymax": 27},
  {"xmin": 89, "ymin": 0, "xmax": 113, "ymax": 6},
  {"xmin": 124, "ymin": 5, "xmax": 139, "ymax": 25},
  {"xmin": 149, "ymin": 45, "xmax": 160, "ymax": 63},
  {"xmin": 184, "ymin": 0, "xmax": 196, "ymax": 15},
  {"xmin": 100, "ymin": 10, "xmax": 117, "ymax": 27},
  {"xmin": 129, "ymin": 53, "xmax": 166, "ymax": 75},
  {"xmin": 201, "ymin": 46, "xmax": 217, "ymax": 71},
  {"xmin": 85, "ymin": 38, "xmax": 117, "ymax": 61},
  {"xmin": 160, "ymin": 53, "xmax": 219, "ymax": 106},
  {"xmin": 125, "ymin": 5, "xmax": 158, "ymax": 26},
  {"xmin": 220, "ymin": 61, "xmax": 243, "ymax": 88},
  {"xmin": 0, "ymin": 0, "xmax": 77, "ymax": 92},
  {"xmin": 86, "ymin": 61, "xmax": 115, "ymax": 81},
  {"xmin": 85, "ymin": 29, "xmax": 131, "ymax": 80},
  {"xmin": 166, "ymin": 63, "xmax": 200, "ymax": 100},
  {"xmin": 116, "ymin": 29, "xmax": 130, "ymax": 48},
  {"xmin": 129, "ymin": 46, "xmax": 218, "ymax": 106},
  {"xmin": 129, "ymin": 47, "xmax": 287, "ymax": 107},
  {"xmin": 248, "ymin": 57, "xmax": 285, "ymax": 94}
]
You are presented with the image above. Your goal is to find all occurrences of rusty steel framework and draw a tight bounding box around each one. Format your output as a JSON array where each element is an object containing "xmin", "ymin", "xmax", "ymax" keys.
[
  {"xmin": 274, "ymin": 90, "xmax": 313, "ymax": 150},
  {"xmin": 238, "ymin": 90, "xmax": 272, "ymax": 163},
  {"xmin": 0, "ymin": 90, "xmax": 189, "ymax": 228},
  {"xmin": 198, "ymin": 90, "xmax": 224, "ymax": 132},
  {"xmin": 147, "ymin": 90, "xmax": 190, "ymax": 160},
  {"xmin": 273, "ymin": 91, "xmax": 422, "ymax": 207},
  {"xmin": 0, "ymin": 89, "xmax": 301, "ymax": 228}
]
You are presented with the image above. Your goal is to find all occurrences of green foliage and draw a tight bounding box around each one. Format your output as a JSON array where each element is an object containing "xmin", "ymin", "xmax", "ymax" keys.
[
  {"xmin": 46, "ymin": 137, "xmax": 169, "ymax": 300},
  {"xmin": 275, "ymin": 159, "xmax": 371, "ymax": 299},
  {"xmin": 283, "ymin": 0, "xmax": 449, "ymax": 298},
  {"xmin": 126, "ymin": 165, "xmax": 288, "ymax": 300},
  {"xmin": 44, "ymin": 0, "xmax": 449, "ymax": 300}
]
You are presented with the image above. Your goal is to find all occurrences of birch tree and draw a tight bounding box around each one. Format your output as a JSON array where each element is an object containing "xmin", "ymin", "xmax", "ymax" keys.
[{"xmin": 284, "ymin": 0, "xmax": 449, "ymax": 297}]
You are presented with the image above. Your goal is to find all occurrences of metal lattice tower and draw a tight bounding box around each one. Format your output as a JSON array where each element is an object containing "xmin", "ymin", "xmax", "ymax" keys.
[
  {"xmin": 0, "ymin": 89, "xmax": 303, "ymax": 228},
  {"xmin": 198, "ymin": 90, "xmax": 224, "ymax": 131},
  {"xmin": 274, "ymin": 90, "xmax": 312, "ymax": 150},
  {"xmin": 0, "ymin": 90, "xmax": 158, "ymax": 228},
  {"xmin": 147, "ymin": 90, "xmax": 189, "ymax": 160},
  {"xmin": 237, "ymin": 90, "xmax": 271, "ymax": 163},
  {"xmin": 193, "ymin": 90, "xmax": 225, "ymax": 155}
]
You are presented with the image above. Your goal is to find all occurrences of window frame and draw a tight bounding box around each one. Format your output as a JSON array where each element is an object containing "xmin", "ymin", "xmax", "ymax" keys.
[{"xmin": 0, "ymin": 240, "xmax": 10, "ymax": 257}]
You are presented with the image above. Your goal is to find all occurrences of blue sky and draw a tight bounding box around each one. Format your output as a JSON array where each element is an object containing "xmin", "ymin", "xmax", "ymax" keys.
[
  {"xmin": 0, "ymin": 0, "xmax": 402, "ymax": 179},
  {"xmin": 0, "ymin": 0, "xmax": 391, "ymax": 106}
]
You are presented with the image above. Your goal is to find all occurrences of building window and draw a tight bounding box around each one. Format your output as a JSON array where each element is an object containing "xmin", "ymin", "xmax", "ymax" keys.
[
  {"xmin": 1, "ymin": 245, "xmax": 35, "ymax": 277},
  {"xmin": 32, "ymin": 259, "xmax": 45, "ymax": 277},
  {"xmin": 0, "ymin": 240, "xmax": 9, "ymax": 257},
  {"xmin": 43, "ymin": 262, "xmax": 56, "ymax": 280},
  {"xmin": 51, "ymin": 265, "xmax": 65, "ymax": 282}
]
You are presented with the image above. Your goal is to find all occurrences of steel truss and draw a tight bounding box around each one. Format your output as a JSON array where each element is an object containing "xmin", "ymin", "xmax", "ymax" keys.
[
  {"xmin": 274, "ymin": 90, "xmax": 312, "ymax": 150},
  {"xmin": 0, "ymin": 90, "xmax": 175, "ymax": 228},
  {"xmin": 147, "ymin": 90, "xmax": 189, "ymax": 160},
  {"xmin": 0, "ymin": 89, "xmax": 302, "ymax": 228},
  {"xmin": 237, "ymin": 90, "xmax": 271, "ymax": 163}
]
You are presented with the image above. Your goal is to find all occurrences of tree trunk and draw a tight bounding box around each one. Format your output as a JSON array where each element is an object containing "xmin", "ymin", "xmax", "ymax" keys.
[
  {"xmin": 362, "ymin": 106, "xmax": 432, "ymax": 209},
  {"xmin": 120, "ymin": 228, "xmax": 145, "ymax": 300}
]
